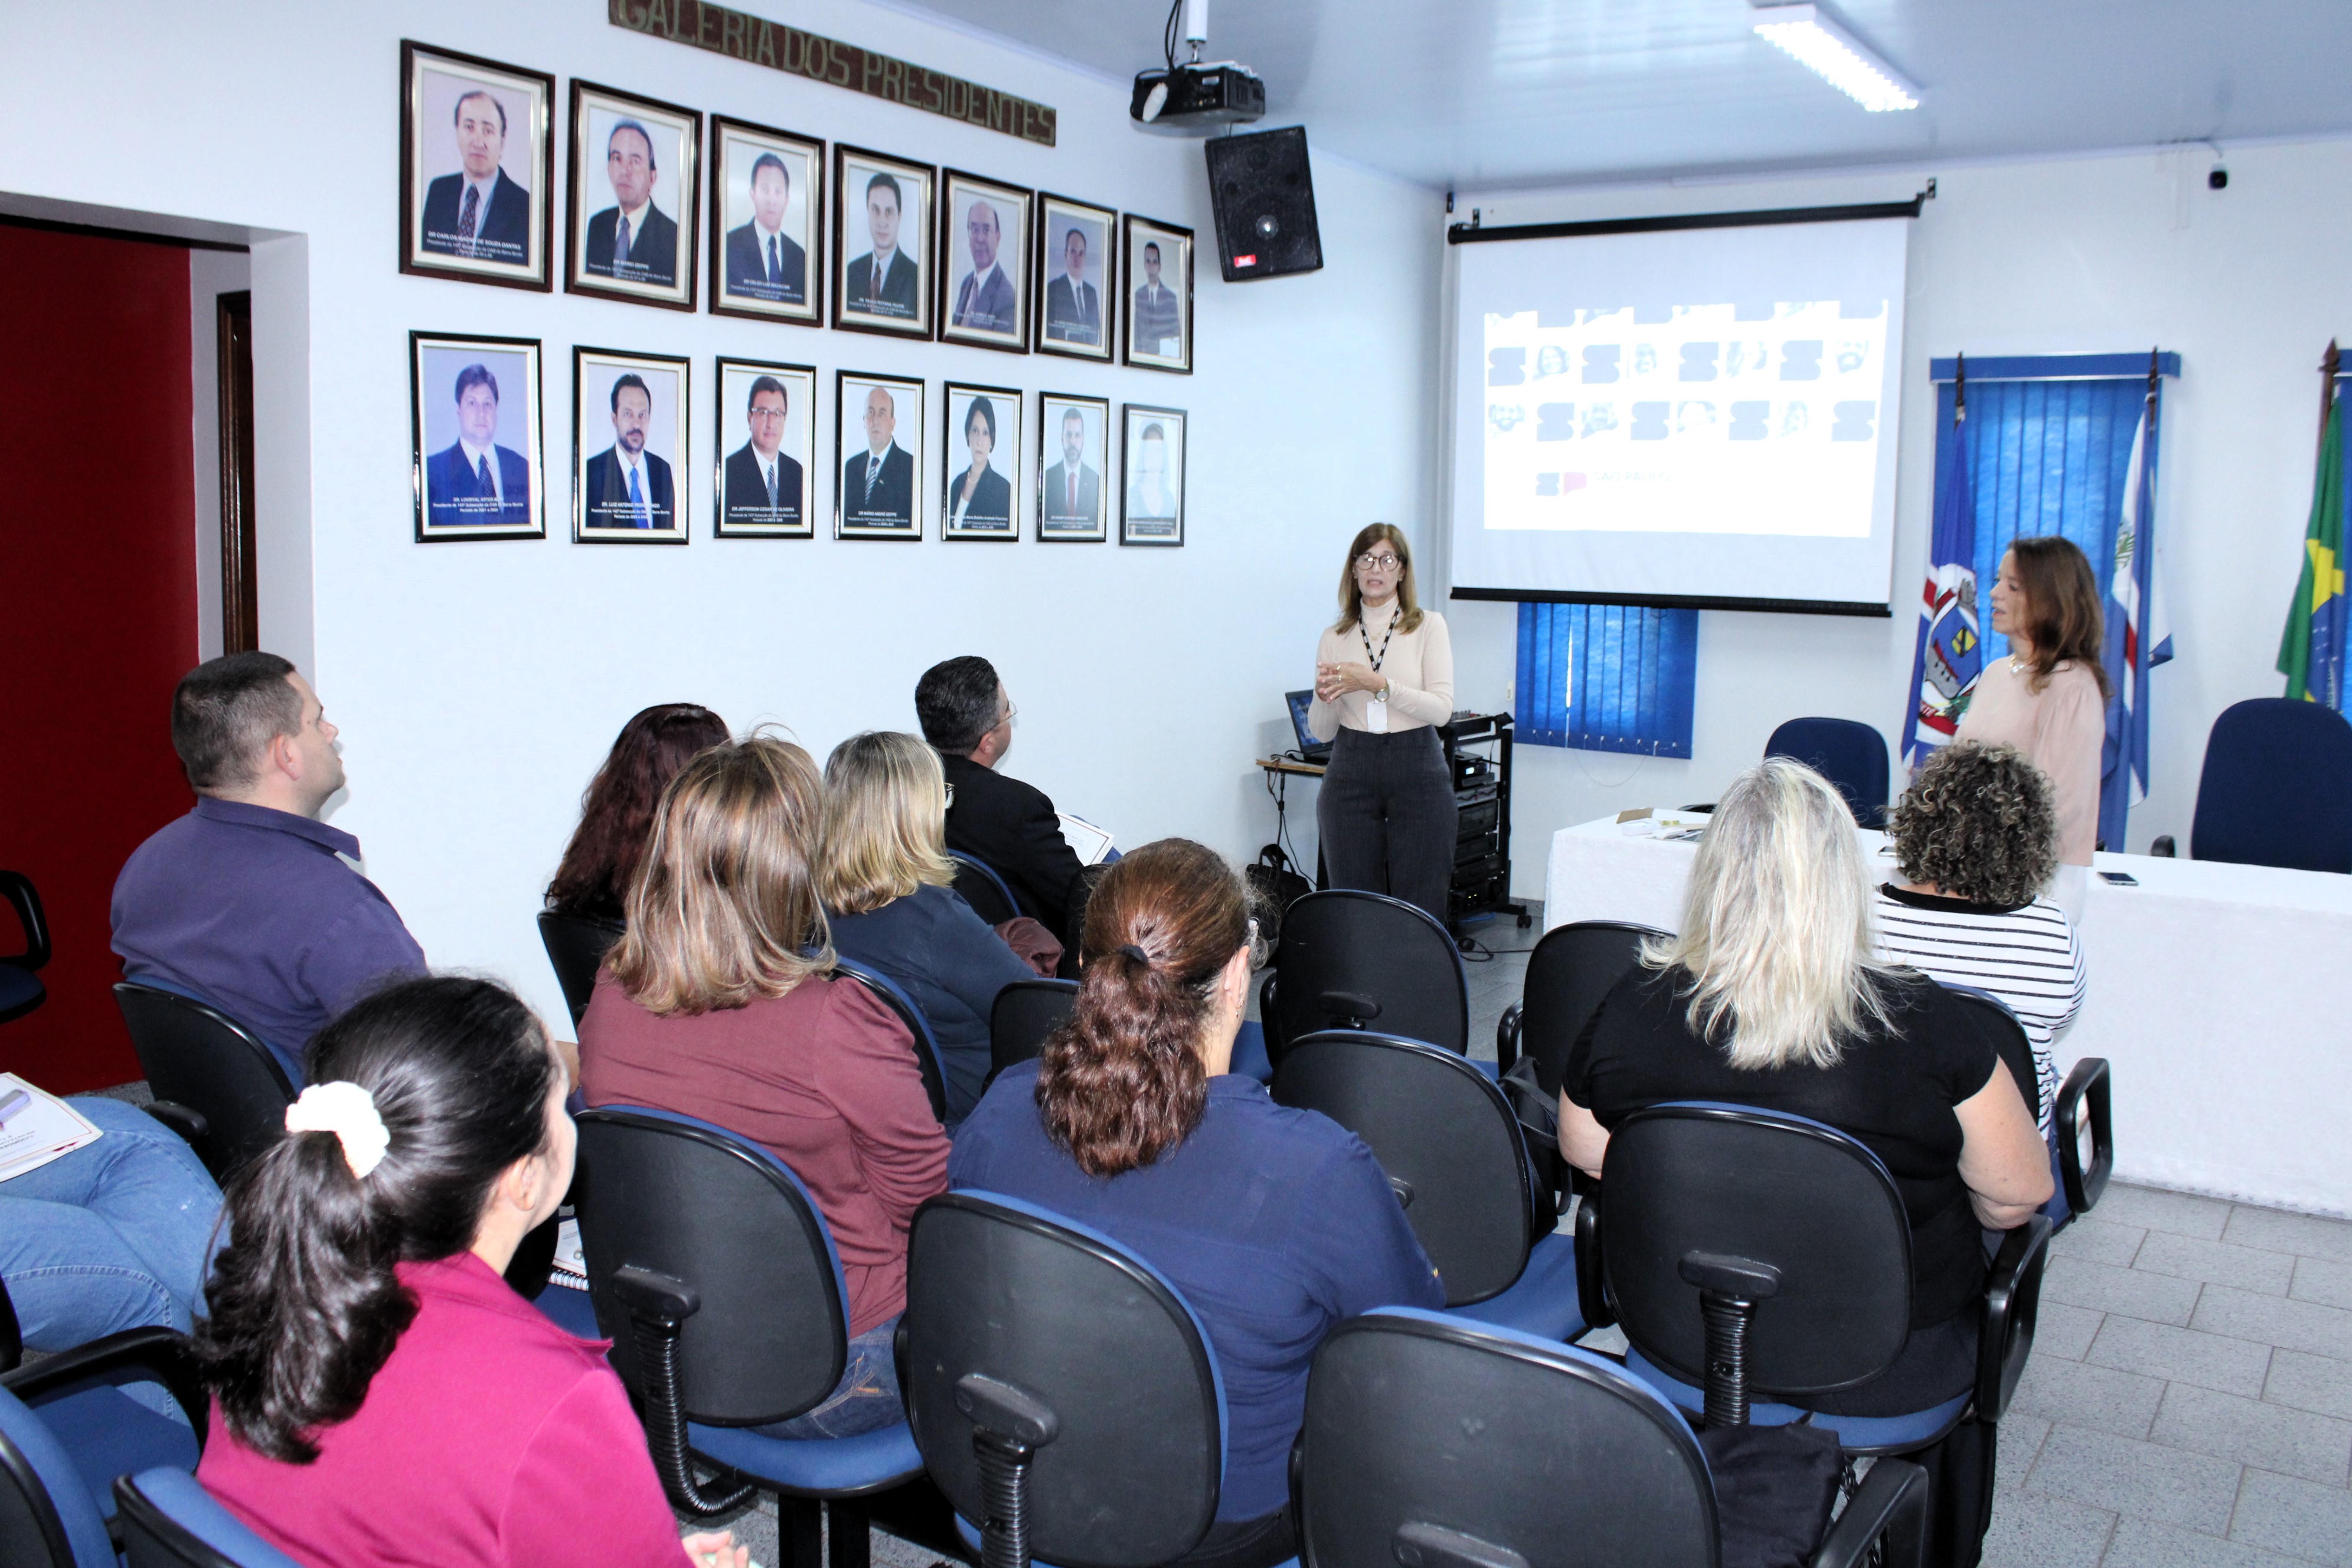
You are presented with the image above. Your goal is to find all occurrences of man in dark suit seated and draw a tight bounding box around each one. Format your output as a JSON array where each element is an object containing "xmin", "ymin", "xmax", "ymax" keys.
[
  {"xmin": 419, "ymin": 90, "xmax": 531, "ymax": 267},
  {"xmin": 917, "ymin": 656, "xmax": 1089, "ymax": 949},
  {"xmin": 723, "ymin": 375, "xmax": 803, "ymax": 530},
  {"xmin": 583, "ymin": 120, "xmax": 677, "ymax": 288},
  {"xmin": 844, "ymin": 171, "xmax": 918, "ymax": 319},
  {"xmin": 1041, "ymin": 406, "xmax": 1101, "ymax": 531},
  {"xmin": 841, "ymin": 384, "xmax": 914, "ymax": 530},
  {"xmin": 949, "ymin": 198, "xmax": 1015, "ymax": 336},
  {"xmin": 722, "ymin": 152, "xmax": 805, "ymax": 305},
  {"xmin": 424, "ymin": 362, "xmax": 531, "ymax": 528},
  {"xmin": 582, "ymin": 373, "xmax": 673, "ymax": 530},
  {"xmin": 1043, "ymin": 224, "xmax": 1101, "ymax": 347}
]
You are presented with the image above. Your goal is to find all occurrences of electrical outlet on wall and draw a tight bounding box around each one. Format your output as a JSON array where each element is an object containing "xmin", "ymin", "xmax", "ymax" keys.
[{"xmin": 1505, "ymin": 679, "xmax": 1514, "ymax": 707}]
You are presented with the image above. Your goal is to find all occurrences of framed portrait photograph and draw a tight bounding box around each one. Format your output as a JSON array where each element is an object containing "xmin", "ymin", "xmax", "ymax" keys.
[
  {"xmin": 942, "ymin": 383, "xmax": 1023, "ymax": 541},
  {"xmin": 565, "ymin": 81, "xmax": 701, "ymax": 312},
  {"xmin": 1034, "ymin": 194, "xmax": 1116, "ymax": 361},
  {"xmin": 708, "ymin": 116, "xmax": 822, "ymax": 327},
  {"xmin": 1123, "ymin": 215, "xmax": 1194, "ymax": 374},
  {"xmin": 714, "ymin": 358, "xmax": 816, "ymax": 538},
  {"xmin": 938, "ymin": 171, "xmax": 1030, "ymax": 354},
  {"xmin": 1037, "ymin": 392, "xmax": 1110, "ymax": 543},
  {"xmin": 837, "ymin": 371, "xmax": 925, "ymax": 540},
  {"xmin": 400, "ymin": 43, "xmax": 553, "ymax": 291},
  {"xmin": 573, "ymin": 347, "xmax": 690, "ymax": 543},
  {"xmin": 832, "ymin": 146, "xmax": 935, "ymax": 339},
  {"xmin": 410, "ymin": 331, "xmax": 544, "ymax": 541},
  {"xmin": 1121, "ymin": 404, "xmax": 1187, "ymax": 547}
]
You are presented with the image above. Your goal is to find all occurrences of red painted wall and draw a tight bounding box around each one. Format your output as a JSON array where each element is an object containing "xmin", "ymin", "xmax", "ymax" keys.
[{"xmin": 0, "ymin": 224, "xmax": 197, "ymax": 1092}]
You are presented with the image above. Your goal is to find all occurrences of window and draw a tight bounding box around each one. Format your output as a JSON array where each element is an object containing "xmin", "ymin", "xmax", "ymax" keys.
[{"xmin": 1515, "ymin": 602, "xmax": 1698, "ymax": 756}]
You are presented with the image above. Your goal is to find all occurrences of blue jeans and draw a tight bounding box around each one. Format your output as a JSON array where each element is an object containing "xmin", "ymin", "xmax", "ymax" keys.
[
  {"xmin": 0, "ymin": 1097, "xmax": 224, "ymax": 1351},
  {"xmin": 756, "ymin": 1315, "xmax": 904, "ymax": 1439}
]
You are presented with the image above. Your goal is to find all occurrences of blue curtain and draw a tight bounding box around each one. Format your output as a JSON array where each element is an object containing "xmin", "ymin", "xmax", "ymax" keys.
[{"xmin": 1515, "ymin": 603, "xmax": 1698, "ymax": 756}]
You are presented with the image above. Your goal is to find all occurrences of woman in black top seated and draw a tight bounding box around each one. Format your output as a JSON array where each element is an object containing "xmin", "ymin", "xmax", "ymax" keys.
[
  {"xmin": 1559, "ymin": 757, "xmax": 2052, "ymax": 1416},
  {"xmin": 546, "ymin": 704, "xmax": 730, "ymax": 922}
]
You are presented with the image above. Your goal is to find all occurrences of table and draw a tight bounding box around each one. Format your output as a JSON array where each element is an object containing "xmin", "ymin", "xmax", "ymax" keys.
[{"xmin": 1545, "ymin": 815, "xmax": 2352, "ymax": 1216}]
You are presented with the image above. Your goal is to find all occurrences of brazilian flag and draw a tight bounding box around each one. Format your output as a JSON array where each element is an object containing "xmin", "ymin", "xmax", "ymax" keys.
[{"xmin": 2279, "ymin": 397, "xmax": 2347, "ymax": 708}]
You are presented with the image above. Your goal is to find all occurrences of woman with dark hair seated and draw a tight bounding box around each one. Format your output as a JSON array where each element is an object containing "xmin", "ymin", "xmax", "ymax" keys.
[
  {"xmin": 545, "ymin": 703, "xmax": 730, "ymax": 922},
  {"xmin": 194, "ymin": 975, "xmax": 746, "ymax": 1568},
  {"xmin": 952, "ymin": 839, "xmax": 1441, "ymax": 1568},
  {"xmin": 581, "ymin": 736, "xmax": 948, "ymax": 1438},
  {"xmin": 1877, "ymin": 740, "xmax": 2086, "ymax": 1136}
]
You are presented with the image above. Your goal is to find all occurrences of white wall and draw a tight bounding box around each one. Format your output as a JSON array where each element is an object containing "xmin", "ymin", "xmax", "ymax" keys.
[
  {"xmin": 4, "ymin": 0, "xmax": 1440, "ymax": 1030},
  {"xmin": 1449, "ymin": 142, "xmax": 2352, "ymax": 893}
]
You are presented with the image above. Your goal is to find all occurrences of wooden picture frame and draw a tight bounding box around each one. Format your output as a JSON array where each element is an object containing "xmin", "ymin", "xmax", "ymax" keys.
[
  {"xmin": 832, "ymin": 145, "xmax": 935, "ymax": 339},
  {"xmin": 836, "ymin": 370, "xmax": 926, "ymax": 539},
  {"xmin": 937, "ymin": 170, "xmax": 1031, "ymax": 354},
  {"xmin": 707, "ymin": 116, "xmax": 824, "ymax": 327},
  {"xmin": 942, "ymin": 381, "xmax": 1023, "ymax": 541},
  {"xmin": 573, "ymin": 346, "xmax": 691, "ymax": 543},
  {"xmin": 399, "ymin": 42, "xmax": 554, "ymax": 292},
  {"xmin": 1120, "ymin": 403, "xmax": 1186, "ymax": 547},
  {"xmin": 409, "ymin": 330, "xmax": 545, "ymax": 541},
  {"xmin": 1036, "ymin": 391, "xmax": 1110, "ymax": 543},
  {"xmin": 714, "ymin": 357, "xmax": 818, "ymax": 538},
  {"xmin": 1033, "ymin": 192, "xmax": 1116, "ymax": 362},
  {"xmin": 1122, "ymin": 214, "xmax": 1194, "ymax": 374},
  {"xmin": 564, "ymin": 81, "xmax": 702, "ymax": 312}
]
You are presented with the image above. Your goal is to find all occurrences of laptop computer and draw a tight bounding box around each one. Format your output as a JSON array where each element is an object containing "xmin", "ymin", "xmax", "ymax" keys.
[{"xmin": 1285, "ymin": 690, "xmax": 1332, "ymax": 763}]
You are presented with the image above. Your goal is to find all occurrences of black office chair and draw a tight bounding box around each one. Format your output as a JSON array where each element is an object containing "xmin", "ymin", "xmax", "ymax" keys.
[
  {"xmin": 1273, "ymin": 1031, "xmax": 1582, "ymax": 1341},
  {"xmin": 116, "ymin": 1470, "xmax": 300, "ymax": 1567},
  {"xmin": 1763, "ymin": 717, "xmax": 1892, "ymax": 829},
  {"xmin": 2149, "ymin": 698, "xmax": 2352, "ymax": 871},
  {"xmin": 988, "ymin": 978, "xmax": 1078, "ymax": 1085},
  {"xmin": 1298, "ymin": 1308, "xmax": 1930, "ymax": 1568},
  {"xmin": 536, "ymin": 910, "xmax": 626, "ymax": 1027},
  {"xmin": 110, "ymin": 983, "xmax": 294, "ymax": 1181},
  {"xmin": 570, "ymin": 1107, "xmax": 925, "ymax": 1562},
  {"xmin": 1940, "ymin": 986, "xmax": 2112, "ymax": 1227},
  {"xmin": 831, "ymin": 958, "xmax": 951, "ymax": 1125},
  {"xmin": 1495, "ymin": 920, "xmax": 1668, "ymax": 1213},
  {"xmin": 948, "ymin": 852, "xmax": 1020, "ymax": 927},
  {"xmin": 899, "ymin": 1191, "xmax": 1227, "ymax": 1568},
  {"xmin": 0, "ymin": 871, "xmax": 51, "ymax": 1025},
  {"xmin": 1258, "ymin": 889, "xmax": 1468, "ymax": 1067}
]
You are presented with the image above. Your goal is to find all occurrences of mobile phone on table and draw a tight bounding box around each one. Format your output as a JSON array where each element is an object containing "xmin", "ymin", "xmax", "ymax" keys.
[{"xmin": 2097, "ymin": 871, "xmax": 2138, "ymax": 886}]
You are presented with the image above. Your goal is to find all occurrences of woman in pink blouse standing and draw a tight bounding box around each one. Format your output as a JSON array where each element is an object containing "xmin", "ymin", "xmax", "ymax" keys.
[{"xmin": 1955, "ymin": 536, "xmax": 2109, "ymax": 879}]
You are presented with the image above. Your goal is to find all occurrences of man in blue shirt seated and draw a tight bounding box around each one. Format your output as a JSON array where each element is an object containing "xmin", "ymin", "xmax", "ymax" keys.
[{"xmin": 112, "ymin": 652, "xmax": 426, "ymax": 1082}]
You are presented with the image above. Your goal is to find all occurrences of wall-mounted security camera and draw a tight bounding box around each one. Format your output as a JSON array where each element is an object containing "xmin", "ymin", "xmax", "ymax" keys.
[{"xmin": 2207, "ymin": 165, "xmax": 2229, "ymax": 191}]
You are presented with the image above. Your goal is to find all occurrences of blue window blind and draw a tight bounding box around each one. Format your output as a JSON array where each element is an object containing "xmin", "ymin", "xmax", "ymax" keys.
[{"xmin": 1515, "ymin": 603, "xmax": 1698, "ymax": 756}]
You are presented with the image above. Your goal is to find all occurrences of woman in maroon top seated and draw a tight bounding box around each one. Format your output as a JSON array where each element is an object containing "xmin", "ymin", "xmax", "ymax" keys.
[
  {"xmin": 580, "ymin": 734, "xmax": 949, "ymax": 1438},
  {"xmin": 545, "ymin": 703, "xmax": 730, "ymax": 922},
  {"xmin": 194, "ymin": 975, "xmax": 745, "ymax": 1568}
]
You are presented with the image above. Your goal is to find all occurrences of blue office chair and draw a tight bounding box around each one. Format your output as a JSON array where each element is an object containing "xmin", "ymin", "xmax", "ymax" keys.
[
  {"xmin": 1298, "ymin": 1308, "xmax": 1930, "ymax": 1568},
  {"xmin": 948, "ymin": 852, "xmax": 1020, "ymax": 927},
  {"xmin": 1766, "ymin": 717, "xmax": 1892, "ymax": 829},
  {"xmin": 0, "ymin": 871, "xmax": 51, "ymax": 1025},
  {"xmin": 1258, "ymin": 890, "xmax": 1469, "ymax": 1067},
  {"xmin": 1940, "ymin": 986, "xmax": 2112, "ymax": 1228},
  {"xmin": 570, "ymin": 1107, "xmax": 925, "ymax": 1564},
  {"xmin": 1272, "ymin": 1032, "xmax": 1583, "ymax": 1342},
  {"xmin": 830, "ymin": 957, "xmax": 953, "ymax": 1125},
  {"xmin": 2150, "ymin": 698, "xmax": 2352, "ymax": 873},
  {"xmin": 899, "ymin": 1191, "xmax": 1248, "ymax": 1568},
  {"xmin": 111, "ymin": 982, "xmax": 294, "ymax": 1181},
  {"xmin": 116, "ymin": 1469, "xmax": 301, "ymax": 1567},
  {"xmin": 988, "ymin": 978, "xmax": 1079, "ymax": 1086}
]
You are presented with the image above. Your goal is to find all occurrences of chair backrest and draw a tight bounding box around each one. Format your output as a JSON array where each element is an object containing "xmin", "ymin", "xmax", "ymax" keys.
[
  {"xmin": 1299, "ymin": 1309, "xmax": 1717, "ymax": 1568},
  {"xmin": 1602, "ymin": 1103, "xmax": 1915, "ymax": 1399},
  {"xmin": 572, "ymin": 1108, "xmax": 850, "ymax": 1425},
  {"xmin": 948, "ymin": 852, "xmax": 1020, "ymax": 927},
  {"xmin": 902, "ymin": 1191, "xmax": 1224, "ymax": 1567},
  {"xmin": 1265, "ymin": 890, "xmax": 1467, "ymax": 1062},
  {"xmin": 1519, "ymin": 922, "xmax": 1669, "ymax": 1096},
  {"xmin": 831, "ymin": 958, "xmax": 950, "ymax": 1123},
  {"xmin": 0, "ymin": 1384, "xmax": 109, "ymax": 1568},
  {"xmin": 0, "ymin": 871, "xmax": 51, "ymax": 971},
  {"xmin": 535, "ymin": 911, "xmax": 626, "ymax": 1027},
  {"xmin": 989, "ymin": 978, "xmax": 1079, "ymax": 1080},
  {"xmin": 116, "ymin": 1469, "xmax": 302, "ymax": 1568},
  {"xmin": 112, "ymin": 983, "xmax": 295, "ymax": 1181},
  {"xmin": 2190, "ymin": 698, "xmax": 2352, "ymax": 873},
  {"xmin": 1765, "ymin": 717, "xmax": 1891, "ymax": 828},
  {"xmin": 1272, "ymin": 1031, "xmax": 1537, "ymax": 1305}
]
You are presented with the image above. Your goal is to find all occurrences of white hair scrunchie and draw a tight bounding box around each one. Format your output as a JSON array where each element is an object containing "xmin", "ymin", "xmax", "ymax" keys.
[{"xmin": 284, "ymin": 1081, "xmax": 392, "ymax": 1180}]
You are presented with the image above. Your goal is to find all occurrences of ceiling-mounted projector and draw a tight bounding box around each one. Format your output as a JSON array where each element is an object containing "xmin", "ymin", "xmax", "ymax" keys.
[{"xmin": 1131, "ymin": 0, "xmax": 1265, "ymax": 135}]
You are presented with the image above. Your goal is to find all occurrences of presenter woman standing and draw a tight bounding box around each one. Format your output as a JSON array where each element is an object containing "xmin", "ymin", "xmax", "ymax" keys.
[
  {"xmin": 1955, "ymin": 536, "xmax": 2109, "ymax": 872},
  {"xmin": 1309, "ymin": 524, "xmax": 1457, "ymax": 924}
]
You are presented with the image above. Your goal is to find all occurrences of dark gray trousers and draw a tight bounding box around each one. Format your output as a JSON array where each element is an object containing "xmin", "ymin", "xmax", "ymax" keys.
[{"xmin": 1315, "ymin": 726, "xmax": 1459, "ymax": 926}]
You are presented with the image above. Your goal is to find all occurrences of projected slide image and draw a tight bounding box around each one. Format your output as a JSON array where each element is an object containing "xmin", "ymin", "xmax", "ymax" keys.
[{"xmin": 1482, "ymin": 300, "xmax": 1887, "ymax": 538}]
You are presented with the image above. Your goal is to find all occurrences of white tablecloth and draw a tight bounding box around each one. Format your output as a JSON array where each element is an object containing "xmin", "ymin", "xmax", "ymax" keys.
[{"xmin": 1545, "ymin": 816, "xmax": 2352, "ymax": 1217}]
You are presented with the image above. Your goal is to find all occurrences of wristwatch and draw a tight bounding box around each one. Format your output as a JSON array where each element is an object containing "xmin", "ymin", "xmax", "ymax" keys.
[{"xmin": 1376, "ymin": 678, "xmax": 1393, "ymax": 703}]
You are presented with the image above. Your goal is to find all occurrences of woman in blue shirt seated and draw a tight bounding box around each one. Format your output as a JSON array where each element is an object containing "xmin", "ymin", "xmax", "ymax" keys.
[
  {"xmin": 822, "ymin": 731, "xmax": 1040, "ymax": 1123},
  {"xmin": 952, "ymin": 838, "xmax": 1442, "ymax": 1568}
]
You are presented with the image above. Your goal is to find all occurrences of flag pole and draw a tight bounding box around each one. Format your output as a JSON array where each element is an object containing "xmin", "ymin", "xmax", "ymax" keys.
[{"xmin": 2323, "ymin": 339, "xmax": 2341, "ymax": 461}]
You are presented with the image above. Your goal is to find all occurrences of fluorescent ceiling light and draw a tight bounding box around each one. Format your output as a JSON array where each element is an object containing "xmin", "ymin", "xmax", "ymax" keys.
[{"xmin": 1751, "ymin": 3, "xmax": 1919, "ymax": 113}]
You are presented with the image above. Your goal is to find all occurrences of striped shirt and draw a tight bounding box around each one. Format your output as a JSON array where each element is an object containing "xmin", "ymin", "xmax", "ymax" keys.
[{"xmin": 1872, "ymin": 884, "xmax": 2086, "ymax": 1136}]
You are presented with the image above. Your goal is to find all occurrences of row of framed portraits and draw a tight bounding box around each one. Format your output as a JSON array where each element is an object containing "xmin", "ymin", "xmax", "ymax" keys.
[
  {"xmin": 410, "ymin": 331, "xmax": 1187, "ymax": 546},
  {"xmin": 398, "ymin": 41, "xmax": 1194, "ymax": 371}
]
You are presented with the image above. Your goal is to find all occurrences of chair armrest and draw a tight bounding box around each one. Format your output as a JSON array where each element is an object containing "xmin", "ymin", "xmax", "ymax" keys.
[
  {"xmin": 2150, "ymin": 835, "xmax": 2175, "ymax": 857},
  {"xmin": 141, "ymin": 1100, "xmax": 211, "ymax": 1147},
  {"xmin": 2054, "ymin": 1059, "xmax": 2113, "ymax": 1217},
  {"xmin": 1573, "ymin": 1189, "xmax": 1614, "ymax": 1332},
  {"xmin": 0, "ymin": 870, "xmax": 50, "ymax": 971},
  {"xmin": 1975, "ymin": 1215, "xmax": 2053, "ymax": 1423},
  {"xmin": 1, "ymin": 1327, "xmax": 209, "ymax": 1436},
  {"xmin": 1810, "ymin": 1456, "xmax": 1929, "ymax": 1568},
  {"xmin": 1496, "ymin": 1002, "xmax": 1523, "ymax": 1077}
]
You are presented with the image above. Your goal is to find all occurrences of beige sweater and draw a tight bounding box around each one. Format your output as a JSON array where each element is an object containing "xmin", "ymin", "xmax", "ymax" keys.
[
  {"xmin": 1308, "ymin": 605, "xmax": 1455, "ymax": 738},
  {"xmin": 1954, "ymin": 657, "xmax": 2105, "ymax": 865}
]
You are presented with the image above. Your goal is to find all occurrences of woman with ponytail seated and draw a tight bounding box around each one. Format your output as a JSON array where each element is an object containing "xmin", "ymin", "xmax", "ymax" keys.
[
  {"xmin": 192, "ymin": 975, "xmax": 747, "ymax": 1568},
  {"xmin": 951, "ymin": 839, "xmax": 1442, "ymax": 1568}
]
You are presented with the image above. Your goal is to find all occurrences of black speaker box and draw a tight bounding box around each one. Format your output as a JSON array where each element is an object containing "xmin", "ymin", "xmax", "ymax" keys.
[{"xmin": 1204, "ymin": 126, "xmax": 1323, "ymax": 282}]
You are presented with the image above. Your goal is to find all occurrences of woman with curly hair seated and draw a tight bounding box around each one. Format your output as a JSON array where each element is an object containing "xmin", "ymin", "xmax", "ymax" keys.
[{"xmin": 1877, "ymin": 740, "xmax": 2086, "ymax": 1136}]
